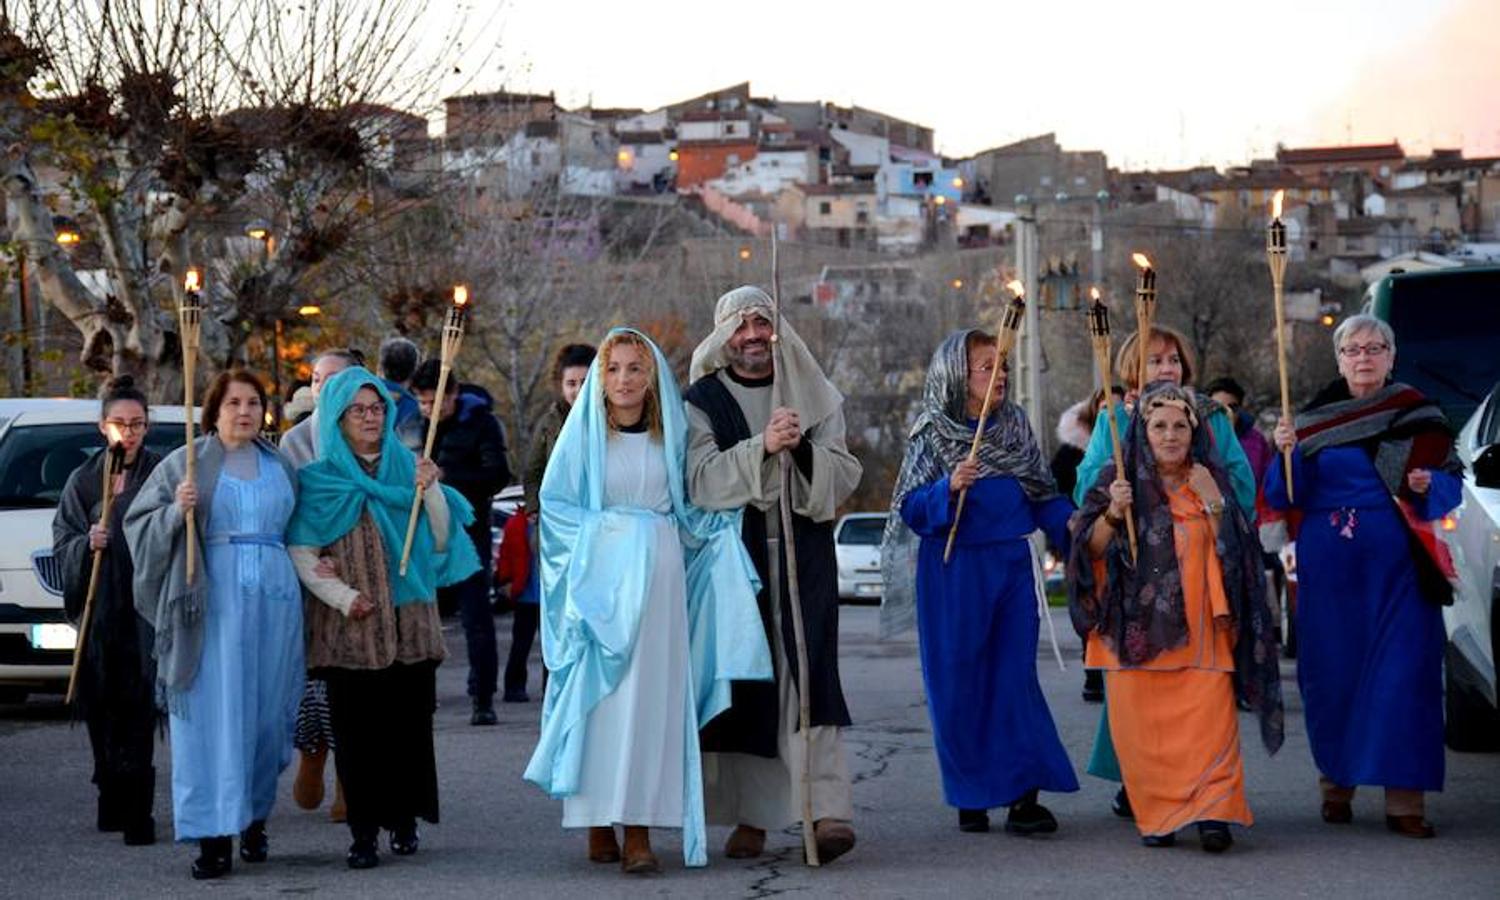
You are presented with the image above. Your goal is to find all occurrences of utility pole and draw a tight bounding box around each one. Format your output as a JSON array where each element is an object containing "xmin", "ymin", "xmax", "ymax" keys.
[{"xmin": 1014, "ymin": 195, "xmax": 1042, "ymax": 432}]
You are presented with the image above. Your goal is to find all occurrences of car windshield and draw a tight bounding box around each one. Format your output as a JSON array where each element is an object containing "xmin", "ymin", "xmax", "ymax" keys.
[
  {"xmin": 0, "ymin": 423, "xmax": 184, "ymax": 509},
  {"xmin": 1385, "ymin": 270, "xmax": 1500, "ymax": 424},
  {"xmin": 838, "ymin": 517, "xmax": 886, "ymax": 545}
]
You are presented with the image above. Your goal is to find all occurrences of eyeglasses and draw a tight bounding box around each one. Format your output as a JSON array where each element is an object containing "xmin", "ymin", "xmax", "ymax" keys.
[
  {"xmin": 1338, "ymin": 342, "xmax": 1390, "ymax": 359},
  {"xmin": 343, "ymin": 402, "xmax": 387, "ymax": 421},
  {"xmin": 104, "ymin": 419, "xmax": 148, "ymax": 434}
]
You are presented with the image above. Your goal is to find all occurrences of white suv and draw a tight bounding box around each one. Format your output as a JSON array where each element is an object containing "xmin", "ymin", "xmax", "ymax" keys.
[
  {"xmin": 0, "ymin": 399, "xmax": 188, "ymax": 703},
  {"xmin": 1443, "ymin": 380, "xmax": 1500, "ymax": 750}
]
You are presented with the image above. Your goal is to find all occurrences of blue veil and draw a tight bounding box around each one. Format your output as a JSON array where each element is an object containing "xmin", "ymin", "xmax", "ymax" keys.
[
  {"xmin": 521, "ymin": 327, "xmax": 770, "ymax": 867},
  {"xmin": 286, "ymin": 366, "xmax": 480, "ymax": 604}
]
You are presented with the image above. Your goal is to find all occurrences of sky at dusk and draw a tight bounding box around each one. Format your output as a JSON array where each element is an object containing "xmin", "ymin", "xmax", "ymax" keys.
[{"xmin": 425, "ymin": 0, "xmax": 1500, "ymax": 169}]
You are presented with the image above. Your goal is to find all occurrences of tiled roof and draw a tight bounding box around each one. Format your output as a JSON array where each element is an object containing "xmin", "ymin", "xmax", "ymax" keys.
[{"xmin": 1277, "ymin": 143, "xmax": 1405, "ymax": 165}]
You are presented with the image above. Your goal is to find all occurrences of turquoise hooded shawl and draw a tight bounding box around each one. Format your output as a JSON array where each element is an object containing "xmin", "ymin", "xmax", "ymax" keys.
[
  {"xmin": 286, "ymin": 367, "xmax": 480, "ymax": 604},
  {"xmin": 521, "ymin": 328, "xmax": 771, "ymax": 867}
]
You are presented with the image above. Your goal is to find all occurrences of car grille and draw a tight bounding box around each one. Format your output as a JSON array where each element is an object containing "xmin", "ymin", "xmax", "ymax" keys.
[{"xmin": 30, "ymin": 552, "xmax": 64, "ymax": 596}]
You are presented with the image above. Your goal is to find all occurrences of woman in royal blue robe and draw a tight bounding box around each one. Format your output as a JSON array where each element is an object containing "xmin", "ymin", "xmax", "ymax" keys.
[
  {"xmin": 881, "ymin": 329, "xmax": 1078, "ymax": 835},
  {"xmin": 1267, "ymin": 314, "xmax": 1463, "ymax": 839}
]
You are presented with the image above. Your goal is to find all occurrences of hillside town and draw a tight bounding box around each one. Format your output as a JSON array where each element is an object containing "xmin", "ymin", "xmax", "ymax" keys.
[{"xmin": 12, "ymin": 78, "xmax": 1500, "ymax": 471}]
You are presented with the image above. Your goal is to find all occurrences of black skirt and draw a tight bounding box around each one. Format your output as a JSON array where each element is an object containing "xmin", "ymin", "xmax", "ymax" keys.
[{"xmin": 321, "ymin": 661, "xmax": 440, "ymax": 831}]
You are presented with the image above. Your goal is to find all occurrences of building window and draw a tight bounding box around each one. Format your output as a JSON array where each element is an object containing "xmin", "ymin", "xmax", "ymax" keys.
[
  {"xmin": 856, "ymin": 211, "xmax": 869, "ymax": 224},
  {"xmin": 819, "ymin": 201, "xmax": 832, "ymax": 215},
  {"xmin": 726, "ymin": 123, "xmax": 737, "ymax": 135},
  {"xmin": 727, "ymin": 154, "xmax": 739, "ymax": 166},
  {"xmin": 913, "ymin": 172, "xmax": 933, "ymax": 188},
  {"xmin": 1430, "ymin": 201, "xmax": 1440, "ymax": 216}
]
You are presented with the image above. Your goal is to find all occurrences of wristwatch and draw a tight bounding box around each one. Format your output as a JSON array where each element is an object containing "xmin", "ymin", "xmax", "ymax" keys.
[{"xmin": 1204, "ymin": 498, "xmax": 1225, "ymax": 516}]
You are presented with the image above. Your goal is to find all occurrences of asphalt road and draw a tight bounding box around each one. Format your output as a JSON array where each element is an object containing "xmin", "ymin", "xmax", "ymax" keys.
[{"xmin": 3, "ymin": 606, "xmax": 1498, "ymax": 899}]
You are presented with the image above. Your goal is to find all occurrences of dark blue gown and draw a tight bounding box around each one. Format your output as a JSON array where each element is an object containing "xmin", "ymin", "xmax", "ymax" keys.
[
  {"xmin": 901, "ymin": 474, "xmax": 1080, "ymax": 809},
  {"xmin": 1266, "ymin": 445, "xmax": 1459, "ymax": 791}
]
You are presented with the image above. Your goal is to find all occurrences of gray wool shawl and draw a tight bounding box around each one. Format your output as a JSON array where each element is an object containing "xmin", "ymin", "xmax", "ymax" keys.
[
  {"xmin": 879, "ymin": 329, "xmax": 1059, "ymax": 638},
  {"xmin": 124, "ymin": 435, "xmax": 297, "ymax": 709}
]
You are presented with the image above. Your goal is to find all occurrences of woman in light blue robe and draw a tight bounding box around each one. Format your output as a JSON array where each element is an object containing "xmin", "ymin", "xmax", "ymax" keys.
[
  {"xmin": 126, "ymin": 371, "xmax": 303, "ymax": 880},
  {"xmin": 523, "ymin": 328, "xmax": 770, "ymax": 873}
]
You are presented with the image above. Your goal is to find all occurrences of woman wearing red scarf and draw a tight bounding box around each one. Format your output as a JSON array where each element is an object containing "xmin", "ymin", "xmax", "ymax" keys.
[{"xmin": 1268, "ymin": 314, "xmax": 1463, "ymax": 839}]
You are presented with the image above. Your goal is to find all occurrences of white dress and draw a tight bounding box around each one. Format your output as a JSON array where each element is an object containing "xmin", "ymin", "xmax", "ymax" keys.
[{"xmin": 561, "ymin": 431, "xmax": 689, "ymax": 828}]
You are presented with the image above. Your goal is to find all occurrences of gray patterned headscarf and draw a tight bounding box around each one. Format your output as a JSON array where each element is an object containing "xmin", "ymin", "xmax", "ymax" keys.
[{"xmin": 879, "ymin": 329, "xmax": 1060, "ymax": 638}]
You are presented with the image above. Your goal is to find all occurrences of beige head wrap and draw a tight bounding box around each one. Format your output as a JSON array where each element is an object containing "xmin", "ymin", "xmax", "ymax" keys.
[
  {"xmin": 689, "ymin": 285, "xmax": 843, "ymax": 427},
  {"xmin": 1141, "ymin": 385, "xmax": 1200, "ymax": 429}
]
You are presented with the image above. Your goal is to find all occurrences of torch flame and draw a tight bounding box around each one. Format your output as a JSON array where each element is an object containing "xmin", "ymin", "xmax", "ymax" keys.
[
  {"xmin": 1131, "ymin": 253, "xmax": 1152, "ymax": 270},
  {"xmin": 104, "ymin": 422, "xmax": 125, "ymax": 446},
  {"xmin": 453, "ymin": 284, "xmax": 470, "ymax": 307},
  {"xmin": 1090, "ymin": 286, "xmax": 1102, "ymax": 301},
  {"xmin": 183, "ymin": 268, "xmax": 202, "ymax": 292},
  {"xmin": 1271, "ymin": 189, "xmax": 1284, "ymax": 219},
  {"xmin": 1006, "ymin": 279, "xmax": 1025, "ymax": 297}
]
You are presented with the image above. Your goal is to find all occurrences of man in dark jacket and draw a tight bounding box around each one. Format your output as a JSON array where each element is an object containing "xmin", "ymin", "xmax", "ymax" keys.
[{"xmin": 412, "ymin": 360, "xmax": 512, "ymax": 725}]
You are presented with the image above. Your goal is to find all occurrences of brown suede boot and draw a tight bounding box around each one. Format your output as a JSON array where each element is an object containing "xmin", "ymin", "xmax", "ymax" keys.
[
  {"xmin": 813, "ymin": 818, "xmax": 856, "ymax": 864},
  {"xmin": 588, "ymin": 826, "xmax": 620, "ymax": 863},
  {"xmin": 293, "ymin": 748, "xmax": 327, "ymax": 810},
  {"xmin": 620, "ymin": 826, "xmax": 659, "ymax": 874},
  {"xmin": 724, "ymin": 824, "xmax": 766, "ymax": 859},
  {"xmin": 329, "ymin": 777, "xmax": 347, "ymax": 823}
]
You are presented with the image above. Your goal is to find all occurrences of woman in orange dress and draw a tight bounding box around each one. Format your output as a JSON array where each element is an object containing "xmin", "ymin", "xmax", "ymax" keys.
[{"xmin": 1068, "ymin": 384, "xmax": 1283, "ymax": 852}]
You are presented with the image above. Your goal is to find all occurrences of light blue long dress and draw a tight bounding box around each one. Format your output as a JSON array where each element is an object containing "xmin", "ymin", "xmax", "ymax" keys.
[{"xmin": 169, "ymin": 447, "xmax": 304, "ymax": 841}]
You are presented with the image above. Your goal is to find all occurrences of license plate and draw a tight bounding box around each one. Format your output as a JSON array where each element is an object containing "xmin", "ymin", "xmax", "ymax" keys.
[
  {"xmin": 30, "ymin": 623, "xmax": 77, "ymax": 651},
  {"xmin": 855, "ymin": 583, "xmax": 882, "ymax": 596}
]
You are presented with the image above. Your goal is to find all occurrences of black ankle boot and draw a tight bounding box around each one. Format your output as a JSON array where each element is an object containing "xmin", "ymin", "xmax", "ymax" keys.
[
  {"xmin": 121, "ymin": 768, "xmax": 157, "ymax": 846},
  {"xmin": 958, "ymin": 808, "xmax": 990, "ymax": 832},
  {"xmin": 1005, "ymin": 790, "xmax": 1059, "ymax": 835},
  {"xmin": 1197, "ymin": 821, "xmax": 1233, "ymax": 853},
  {"xmin": 192, "ymin": 836, "xmax": 233, "ymax": 879},
  {"xmin": 390, "ymin": 819, "xmax": 420, "ymax": 855},
  {"xmin": 239, "ymin": 820, "xmax": 268, "ymax": 863},
  {"xmin": 348, "ymin": 826, "xmax": 380, "ymax": 869},
  {"xmin": 96, "ymin": 774, "xmax": 122, "ymax": 833}
]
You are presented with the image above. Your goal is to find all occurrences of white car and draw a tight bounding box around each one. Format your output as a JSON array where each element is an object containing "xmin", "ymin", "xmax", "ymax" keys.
[
  {"xmin": 1442, "ymin": 379, "xmax": 1500, "ymax": 750},
  {"xmin": 0, "ymin": 399, "xmax": 189, "ymax": 703},
  {"xmin": 835, "ymin": 512, "xmax": 886, "ymax": 603}
]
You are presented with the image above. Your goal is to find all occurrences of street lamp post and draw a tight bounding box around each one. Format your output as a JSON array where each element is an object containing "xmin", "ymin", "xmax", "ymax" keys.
[{"xmin": 245, "ymin": 221, "xmax": 279, "ymax": 424}]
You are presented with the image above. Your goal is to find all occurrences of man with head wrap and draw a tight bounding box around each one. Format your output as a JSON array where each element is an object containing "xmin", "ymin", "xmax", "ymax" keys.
[{"xmin": 684, "ymin": 285, "xmax": 863, "ymax": 863}]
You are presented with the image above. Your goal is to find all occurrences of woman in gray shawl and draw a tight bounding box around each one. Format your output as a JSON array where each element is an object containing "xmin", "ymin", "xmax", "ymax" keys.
[
  {"xmin": 125, "ymin": 370, "xmax": 303, "ymax": 880},
  {"xmin": 880, "ymin": 330, "xmax": 1079, "ymax": 835}
]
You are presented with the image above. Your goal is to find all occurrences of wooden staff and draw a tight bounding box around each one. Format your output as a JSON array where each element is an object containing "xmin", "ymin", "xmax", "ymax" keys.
[
  {"xmin": 1086, "ymin": 289, "xmax": 1137, "ymax": 563},
  {"xmin": 768, "ymin": 229, "xmax": 819, "ymax": 867},
  {"xmin": 1266, "ymin": 190, "xmax": 1295, "ymax": 501},
  {"xmin": 66, "ymin": 436, "xmax": 126, "ymax": 705},
  {"xmin": 399, "ymin": 285, "xmax": 469, "ymax": 576},
  {"xmin": 1131, "ymin": 253, "xmax": 1157, "ymax": 396},
  {"xmin": 943, "ymin": 280, "xmax": 1026, "ymax": 564},
  {"xmin": 179, "ymin": 269, "xmax": 203, "ymax": 583}
]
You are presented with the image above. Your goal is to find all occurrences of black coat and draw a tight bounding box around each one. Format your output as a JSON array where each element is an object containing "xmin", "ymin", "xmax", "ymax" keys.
[
  {"xmin": 427, "ymin": 388, "xmax": 512, "ymax": 558},
  {"xmin": 52, "ymin": 447, "xmax": 161, "ymax": 719},
  {"xmin": 685, "ymin": 375, "xmax": 851, "ymax": 759}
]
